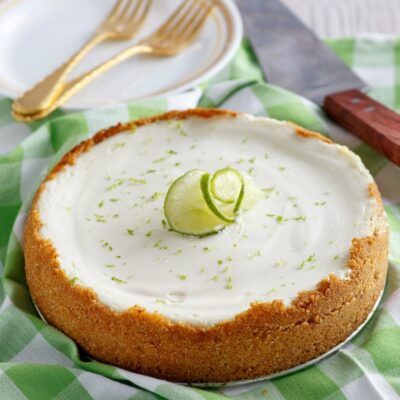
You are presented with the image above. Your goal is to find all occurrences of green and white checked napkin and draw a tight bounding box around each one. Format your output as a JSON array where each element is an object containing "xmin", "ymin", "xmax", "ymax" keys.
[{"xmin": 1, "ymin": 34, "xmax": 400, "ymax": 400}]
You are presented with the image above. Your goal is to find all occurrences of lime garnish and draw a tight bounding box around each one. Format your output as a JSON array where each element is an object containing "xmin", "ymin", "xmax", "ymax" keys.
[
  {"xmin": 164, "ymin": 167, "xmax": 261, "ymax": 236},
  {"xmin": 211, "ymin": 167, "xmax": 243, "ymax": 204},
  {"xmin": 164, "ymin": 170, "xmax": 227, "ymax": 236}
]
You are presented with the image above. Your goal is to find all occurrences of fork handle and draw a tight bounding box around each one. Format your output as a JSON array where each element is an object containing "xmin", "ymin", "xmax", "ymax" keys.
[
  {"xmin": 12, "ymin": 33, "xmax": 109, "ymax": 115},
  {"xmin": 13, "ymin": 44, "xmax": 154, "ymax": 121}
]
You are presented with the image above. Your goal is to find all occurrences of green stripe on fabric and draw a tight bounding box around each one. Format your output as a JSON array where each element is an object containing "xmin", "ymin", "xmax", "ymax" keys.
[
  {"xmin": 0, "ymin": 370, "xmax": 26, "ymax": 400},
  {"xmin": 386, "ymin": 205, "xmax": 400, "ymax": 232},
  {"xmin": 6, "ymin": 364, "xmax": 77, "ymax": 400},
  {"xmin": 273, "ymin": 366, "xmax": 345, "ymax": 400},
  {"xmin": 156, "ymin": 383, "xmax": 226, "ymax": 400},
  {"xmin": 353, "ymin": 36, "xmax": 395, "ymax": 67},
  {"xmin": 132, "ymin": 391, "xmax": 163, "ymax": 400},
  {"xmin": 49, "ymin": 113, "xmax": 89, "ymax": 153},
  {"xmin": 383, "ymin": 369, "xmax": 400, "ymax": 395},
  {"xmin": 0, "ymin": 98, "xmax": 13, "ymax": 127},
  {"xmin": 361, "ymin": 327, "xmax": 400, "ymax": 373},
  {"xmin": 2, "ymin": 280, "xmax": 36, "ymax": 317},
  {"xmin": 21, "ymin": 125, "xmax": 55, "ymax": 159},
  {"xmin": 325, "ymin": 38, "xmax": 357, "ymax": 67},
  {"xmin": 39, "ymin": 325, "xmax": 80, "ymax": 360},
  {"xmin": 4, "ymin": 235, "xmax": 25, "ymax": 286},
  {"xmin": 394, "ymin": 39, "xmax": 400, "ymax": 111},
  {"xmin": 52, "ymin": 377, "xmax": 92, "ymax": 400},
  {"xmin": 317, "ymin": 350, "xmax": 365, "ymax": 388},
  {"xmin": 27, "ymin": 108, "xmax": 67, "ymax": 133},
  {"xmin": 0, "ymin": 147, "xmax": 23, "ymax": 207},
  {"xmin": 251, "ymin": 84, "xmax": 327, "ymax": 133},
  {"xmin": 229, "ymin": 39, "xmax": 264, "ymax": 82},
  {"xmin": 0, "ymin": 206, "xmax": 20, "ymax": 265},
  {"xmin": 128, "ymin": 98, "xmax": 168, "ymax": 121},
  {"xmin": 353, "ymin": 143, "xmax": 388, "ymax": 176},
  {"xmin": 0, "ymin": 307, "xmax": 39, "ymax": 361}
]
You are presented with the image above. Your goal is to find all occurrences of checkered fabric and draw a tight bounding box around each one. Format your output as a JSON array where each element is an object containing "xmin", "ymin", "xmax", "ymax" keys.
[{"xmin": 0, "ymin": 34, "xmax": 399, "ymax": 400}]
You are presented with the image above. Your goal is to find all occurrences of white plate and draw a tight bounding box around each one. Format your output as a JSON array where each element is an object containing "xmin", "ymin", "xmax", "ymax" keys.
[{"xmin": 0, "ymin": 0, "xmax": 242, "ymax": 109}]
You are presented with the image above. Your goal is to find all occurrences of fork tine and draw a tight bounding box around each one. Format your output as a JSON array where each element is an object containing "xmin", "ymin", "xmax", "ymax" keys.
[
  {"xmin": 178, "ymin": 0, "xmax": 213, "ymax": 42},
  {"xmin": 106, "ymin": 0, "xmax": 128, "ymax": 23},
  {"xmin": 126, "ymin": 0, "xmax": 153, "ymax": 31},
  {"xmin": 116, "ymin": 0, "xmax": 137, "ymax": 23},
  {"xmin": 154, "ymin": 0, "xmax": 193, "ymax": 37},
  {"xmin": 162, "ymin": 1, "xmax": 206, "ymax": 39}
]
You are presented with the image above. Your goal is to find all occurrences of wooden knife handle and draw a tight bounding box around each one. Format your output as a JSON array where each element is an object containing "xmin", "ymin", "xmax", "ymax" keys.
[{"xmin": 324, "ymin": 89, "xmax": 400, "ymax": 166}]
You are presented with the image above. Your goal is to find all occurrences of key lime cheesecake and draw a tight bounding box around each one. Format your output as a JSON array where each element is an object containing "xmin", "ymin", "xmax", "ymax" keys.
[{"xmin": 24, "ymin": 109, "xmax": 388, "ymax": 383}]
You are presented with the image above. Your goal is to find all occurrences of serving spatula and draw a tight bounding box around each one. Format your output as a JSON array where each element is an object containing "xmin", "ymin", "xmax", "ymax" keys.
[{"xmin": 236, "ymin": 0, "xmax": 400, "ymax": 166}]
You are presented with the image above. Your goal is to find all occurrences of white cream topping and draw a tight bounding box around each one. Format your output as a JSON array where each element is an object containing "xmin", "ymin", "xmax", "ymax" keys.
[{"xmin": 38, "ymin": 114, "xmax": 377, "ymax": 326}]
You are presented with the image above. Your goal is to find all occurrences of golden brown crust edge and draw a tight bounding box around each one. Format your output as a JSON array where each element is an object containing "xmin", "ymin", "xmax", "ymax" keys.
[{"xmin": 24, "ymin": 108, "xmax": 388, "ymax": 383}]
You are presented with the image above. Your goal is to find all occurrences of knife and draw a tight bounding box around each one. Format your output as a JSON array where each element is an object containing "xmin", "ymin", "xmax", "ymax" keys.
[{"xmin": 236, "ymin": 0, "xmax": 400, "ymax": 166}]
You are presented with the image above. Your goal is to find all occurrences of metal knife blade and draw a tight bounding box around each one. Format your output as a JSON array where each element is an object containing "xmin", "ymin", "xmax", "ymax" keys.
[{"xmin": 235, "ymin": 0, "xmax": 367, "ymax": 105}]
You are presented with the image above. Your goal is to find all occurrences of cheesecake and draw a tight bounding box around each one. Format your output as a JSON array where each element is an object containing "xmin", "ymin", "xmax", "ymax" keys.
[{"xmin": 24, "ymin": 109, "xmax": 388, "ymax": 383}]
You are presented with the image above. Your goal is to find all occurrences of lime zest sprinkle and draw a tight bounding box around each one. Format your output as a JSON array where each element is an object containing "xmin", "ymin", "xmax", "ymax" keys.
[
  {"xmin": 315, "ymin": 201, "xmax": 327, "ymax": 206},
  {"xmin": 250, "ymin": 250, "xmax": 261, "ymax": 259},
  {"xmin": 155, "ymin": 298, "xmax": 166, "ymax": 305},
  {"xmin": 111, "ymin": 277, "xmax": 127, "ymax": 284},
  {"xmin": 148, "ymin": 192, "xmax": 164, "ymax": 202},
  {"xmin": 262, "ymin": 187, "xmax": 275, "ymax": 193},
  {"xmin": 97, "ymin": 201, "xmax": 104, "ymax": 208},
  {"xmin": 107, "ymin": 178, "xmax": 125, "ymax": 191},
  {"xmin": 225, "ymin": 283, "xmax": 233, "ymax": 290},
  {"xmin": 174, "ymin": 121, "xmax": 187, "ymax": 136},
  {"xmin": 199, "ymin": 267, "xmax": 206, "ymax": 273},
  {"xmin": 100, "ymin": 240, "xmax": 113, "ymax": 251},
  {"xmin": 110, "ymin": 198, "xmax": 120, "ymax": 202},
  {"xmin": 242, "ymin": 137, "xmax": 248, "ymax": 144},
  {"xmin": 298, "ymin": 253, "xmax": 316, "ymax": 270},
  {"xmin": 126, "ymin": 228, "xmax": 135, "ymax": 236},
  {"xmin": 333, "ymin": 254, "xmax": 340, "ymax": 261},
  {"xmin": 128, "ymin": 177, "xmax": 146, "ymax": 185},
  {"xmin": 113, "ymin": 142, "xmax": 126, "ymax": 149},
  {"xmin": 217, "ymin": 259, "xmax": 223, "ymax": 266},
  {"xmin": 174, "ymin": 249, "xmax": 183, "ymax": 255},
  {"xmin": 167, "ymin": 150, "xmax": 178, "ymax": 155},
  {"xmin": 69, "ymin": 277, "xmax": 78, "ymax": 286},
  {"xmin": 145, "ymin": 230, "xmax": 154, "ymax": 237},
  {"xmin": 211, "ymin": 275, "xmax": 219, "ymax": 282},
  {"xmin": 276, "ymin": 215, "xmax": 285, "ymax": 224},
  {"xmin": 177, "ymin": 274, "xmax": 187, "ymax": 281},
  {"xmin": 105, "ymin": 264, "xmax": 115, "ymax": 268},
  {"xmin": 94, "ymin": 215, "xmax": 107, "ymax": 223},
  {"xmin": 202, "ymin": 247, "xmax": 210, "ymax": 253},
  {"xmin": 278, "ymin": 165, "xmax": 286, "ymax": 171},
  {"xmin": 293, "ymin": 215, "xmax": 306, "ymax": 221},
  {"xmin": 153, "ymin": 156, "xmax": 167, "ymax": 163}
]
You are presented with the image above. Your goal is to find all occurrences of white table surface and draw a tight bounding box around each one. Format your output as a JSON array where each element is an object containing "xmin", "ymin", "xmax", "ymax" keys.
[{"xmin": 282, "ymin": 0, "xmax": 400, "ymax": 38}]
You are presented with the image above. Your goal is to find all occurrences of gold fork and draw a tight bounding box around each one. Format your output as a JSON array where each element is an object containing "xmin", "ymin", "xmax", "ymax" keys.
[
  {"xmin": 12, "ymin": 0, "xmax": 214, "ymax": 122},
  {"xmin": 12, "ymin": 0, "xmax": 153, "ymax": 116}
]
